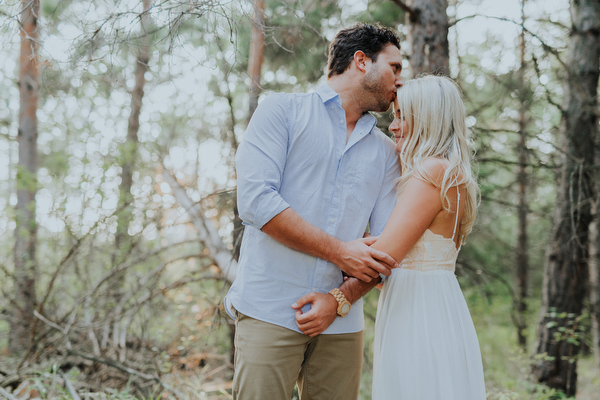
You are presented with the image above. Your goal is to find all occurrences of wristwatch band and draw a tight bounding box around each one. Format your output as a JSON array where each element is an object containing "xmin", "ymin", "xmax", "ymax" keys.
[{"xmin": 329, "ymin": 288, "xmax": 351, "ymax": 317}]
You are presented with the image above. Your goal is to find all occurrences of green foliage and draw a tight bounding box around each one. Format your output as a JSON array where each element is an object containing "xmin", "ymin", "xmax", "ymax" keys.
[
  {"xmin": 354, "ymin": 0, "xmax": 405, "ymax": 28},
  {"xmin": 544, "ymin": 310, "xmax": 590, "ymax": 349},
  {"xmin": 15, "ymin": 165, "xmax": 38, "ymax": 192},
  {"xmin": 263, "ymin": 0, "xmax": 340, "ymax": 84},
  {"xmin": 42, "ymin": 0, "xmax": 78, "ymax": 22},
  {"xmin": 0, "ymin": 0, "xmax": 598, "ymax": 397}
]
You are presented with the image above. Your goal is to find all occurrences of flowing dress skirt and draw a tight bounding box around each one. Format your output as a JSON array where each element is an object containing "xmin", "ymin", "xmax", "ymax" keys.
[{"xmin": 372, "ymin": 268, "xmax": 486, "ymax": 400}]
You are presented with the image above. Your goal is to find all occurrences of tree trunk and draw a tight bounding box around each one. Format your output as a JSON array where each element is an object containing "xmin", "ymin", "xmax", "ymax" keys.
[
  {"xmin": 10, "ymin": 0, "xmax": 40, "ymax": 355},
  {"xmin": 405, "ymin": 0, "xmax": 449, "ymax": 76},
  {"xmin": 110, "ymin": 0, "xmax": 154, "ymax": 356},
  {"xmin": 532, "ymin": 0, "xmax": 600, "ymax": 395},
  {"xmin": 515, "ymin": 0, "xmax": 529, "ymax": 350},
  {"xmin": 115, "ymin": 0, "xmax": 153, "ymax": 254},
  {"xmin": 591, "ymin": 154, "xmax": 600, "ymax": 367},
  {"xmin": 247, "ymin": 0, "xmax": 266, "ymax": 123},
  {"xmin": 590, "ymin": 76, "xmax": 600, "ymax": 368}
]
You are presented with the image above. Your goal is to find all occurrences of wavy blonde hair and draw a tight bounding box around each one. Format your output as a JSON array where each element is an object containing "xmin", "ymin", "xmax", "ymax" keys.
[{"xmin": 395, "ymin": 75, "xmax": 479, "ymax": 243}]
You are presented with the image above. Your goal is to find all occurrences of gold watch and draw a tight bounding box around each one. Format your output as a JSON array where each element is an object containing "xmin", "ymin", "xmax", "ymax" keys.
[{"xmin": 329, "ymin": 288, "xmax": 351, "ymax": 317}]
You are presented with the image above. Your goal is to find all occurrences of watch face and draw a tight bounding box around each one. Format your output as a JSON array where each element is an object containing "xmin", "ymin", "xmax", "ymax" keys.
[{"xmin": 341, "ymin": 303, "xmax": 350, "ymax": 315}]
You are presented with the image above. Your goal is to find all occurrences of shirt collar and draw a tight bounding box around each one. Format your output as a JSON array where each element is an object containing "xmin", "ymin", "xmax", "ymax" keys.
[
  {"xmin": 316, "ymin": 84, "xmax": 341, "ymax": 104},
  {"xmin": 316, "ymin": 84, "xmax": 377, "ymax": 135},
  {"xmin": 357, "ymin": 112, "xmax": 377, "ymax": 133}
]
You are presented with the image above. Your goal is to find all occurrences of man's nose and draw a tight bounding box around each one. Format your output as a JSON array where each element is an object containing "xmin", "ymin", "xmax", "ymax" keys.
[{"xmin": 395, "ymin": 78, "xmax": 404, "ymax": 88}]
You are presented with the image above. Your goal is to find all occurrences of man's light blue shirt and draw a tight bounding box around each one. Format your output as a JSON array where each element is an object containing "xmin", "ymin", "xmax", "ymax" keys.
[{"xmin": 225, "ymin": 85, "xmax": 400, "ymax": 334}]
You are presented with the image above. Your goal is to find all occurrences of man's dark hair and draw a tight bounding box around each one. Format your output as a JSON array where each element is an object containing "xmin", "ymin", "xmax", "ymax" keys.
[{"xmin": 327, "ymin": 23, "xmax": 401, "ymax": 79}]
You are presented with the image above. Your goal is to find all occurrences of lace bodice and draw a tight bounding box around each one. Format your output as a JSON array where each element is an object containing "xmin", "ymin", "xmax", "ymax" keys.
[
  {"xmin": 399, "ymin": 230, "xmax": 459, "ymax": 272},
  {"xmin": 398, "ymin": 186, "xmax": 462, "ymax": 272}
]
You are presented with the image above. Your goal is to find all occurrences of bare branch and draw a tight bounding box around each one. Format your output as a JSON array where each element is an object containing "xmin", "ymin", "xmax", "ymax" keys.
[
  {"xmin": 389, "ymin": 0, "xmax": 419, "ymax": 22},
  {"xmin": 460, "ymin": 259, "xmax": 523, "ymax": 331},
  {"xmin": 67, "ymin": 350, "xmax": 186, "ymax": 399},
  {"xmin": 0, "ymin": 387, "xmax": 18, "ymax": 400},
  {"xmin": 476, "ymin": 157, "xmax": 558, "ymax": 169},
  {"xmin": 449, "ymin": 14, "xmax": 567, "ymax": 69},
  {"xmin": 530, "ymin": 53, "xmax": 564, "ymax": 112},
  {"xmin": 59, "ymin": 370, "xmax": 81, "ymax": 400},
  {"xmin": 162, "ymin": 167, "xmax": 238, "ymax": 283},
  {"xmin": 33, "ymin": 310, "xmax": 67, "ymax": 335}
]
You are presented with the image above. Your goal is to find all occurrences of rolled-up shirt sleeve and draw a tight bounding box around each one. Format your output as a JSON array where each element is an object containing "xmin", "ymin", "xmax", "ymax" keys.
[{"xmin": 236, "ymin": 93, "xmax": 291, "ymax": 230}]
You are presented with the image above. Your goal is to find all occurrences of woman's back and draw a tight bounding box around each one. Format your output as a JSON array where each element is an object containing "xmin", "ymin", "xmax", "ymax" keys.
[{"xmin": 373, "ymin": 198, "xmax": 486, "ymax": 399}]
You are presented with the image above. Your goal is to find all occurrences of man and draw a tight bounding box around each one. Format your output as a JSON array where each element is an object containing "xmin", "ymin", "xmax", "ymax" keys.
[{"xmin": 225, "ymin": 23, "xmax": 403, "ymax": 400}]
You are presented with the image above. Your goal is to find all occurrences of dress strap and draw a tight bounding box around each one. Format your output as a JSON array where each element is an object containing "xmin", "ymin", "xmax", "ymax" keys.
[{"xmin": 451, "ymin": 186, "xmax": 460, "ymax": 241}]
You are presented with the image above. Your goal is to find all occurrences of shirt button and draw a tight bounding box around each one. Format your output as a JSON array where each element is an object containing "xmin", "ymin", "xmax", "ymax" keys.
[
  {"xmin": 329, "ymin": 218, "xmax": 335, "ymax": 224},
  {"xmin": 336, "ymin": 185, "xmax": 341, "ymax": 190},
  {"xmin": 339, "ymin": 120, "xmax": 344, "ymax": 124}
]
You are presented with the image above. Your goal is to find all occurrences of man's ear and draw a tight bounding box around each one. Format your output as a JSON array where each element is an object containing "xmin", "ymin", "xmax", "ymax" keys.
[{"xmin": 353, "ymin": 51, "xmax": 371, "ymax": 73}]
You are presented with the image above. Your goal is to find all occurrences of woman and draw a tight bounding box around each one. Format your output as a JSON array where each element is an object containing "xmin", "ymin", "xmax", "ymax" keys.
[
  {"xmin": 295, "ymin": 75, "xmax": 486, "ymax": 399},
  {"xmin": 371, "ymin": 75, "xmax": 485, "ymax": 399}
]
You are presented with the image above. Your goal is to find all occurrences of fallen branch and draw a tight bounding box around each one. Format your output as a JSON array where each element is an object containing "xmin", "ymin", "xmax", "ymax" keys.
[
  {"xmin": 0, "ymin": 373, "xmax": 22, "ymax": 389},
  {"xmin": 34, "ymin": 310, "xmax": 67, "ymax": 335},
  {"xmin": 162, "ymin": 168, "xmax": 238, "ymax": 283},
  {"xmin": 0, "ymin": 386, "xmax": 18, "ymax": 400},
  {"xmin": 59, "ymin": 370, "xmax": 81, "ymax": 400},
  {"xmin": 67, "ymin": 351, "xmax": 185, "ymax": 399}
]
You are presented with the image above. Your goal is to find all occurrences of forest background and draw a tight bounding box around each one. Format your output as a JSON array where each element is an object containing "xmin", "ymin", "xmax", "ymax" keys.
[{"xmin": 0, "ymin": 0, "xmax": 599, "ymax": 399}]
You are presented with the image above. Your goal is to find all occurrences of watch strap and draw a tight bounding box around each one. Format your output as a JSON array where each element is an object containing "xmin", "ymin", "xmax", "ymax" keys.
[
  {"xmin": 329, "ymin": 288, "xmax": 348, "ymax": 305},
  {"xmin": 328, "ymin": 288, "xmax": 351, "ymax": 316}
]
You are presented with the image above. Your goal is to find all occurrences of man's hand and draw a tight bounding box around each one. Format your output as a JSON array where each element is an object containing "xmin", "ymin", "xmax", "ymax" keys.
[
  {"xmin": 292, "ymin": 292, "xmax": 338, "ymax": 337},
  {"xmin": 334, "ymin": 236, "xmax": 397, "ymax": 282}
]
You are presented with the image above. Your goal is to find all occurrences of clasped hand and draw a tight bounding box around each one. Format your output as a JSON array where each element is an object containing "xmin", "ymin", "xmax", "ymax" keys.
[
  {"xmin": 292, "ymin": 236, "xmax": 396, "ymax": 336},
  {"xmin": 336, "ymin": 236, "xmax": 396, "ymax": 282}
]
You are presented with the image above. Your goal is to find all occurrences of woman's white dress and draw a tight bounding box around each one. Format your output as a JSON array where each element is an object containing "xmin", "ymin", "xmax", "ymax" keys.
[{"xmin": 372, "ymin": 226, "xmax": 487, "ymax": 399}]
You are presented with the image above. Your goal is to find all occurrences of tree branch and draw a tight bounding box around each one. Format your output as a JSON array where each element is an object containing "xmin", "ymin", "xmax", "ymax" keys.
[
  {"xmin": 0, "ymin": 387, "xmax": 18, "ymax": 400},
  {"xmin": 162, "ymin": 167, "xmax": 238, "ymax": 283},
  {"xmin": 389, "ymin": 0, "xmax": 419, "ymax": 22},
  {"xmin": 530, "ymin": 53, "xmax": 564, "ymax": 113},
  {"xmin": 59, "ymin": 370, "xmax": 81, "ymax": 400},
  {"xmin": 476, "ymin": 157, "xmax": 558, "ymax": 169},
  {"xmin": 67, "ymin": 350, "xmax": 185, "ymax": 399},
  {"xmin": 449, "ymin": 14, "xmax": 567, "ymax": 70}
]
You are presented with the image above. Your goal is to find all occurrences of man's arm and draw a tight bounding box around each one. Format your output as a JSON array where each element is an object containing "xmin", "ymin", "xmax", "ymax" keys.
[
  {"xmin": 292, "ymin": 276, "xmax": 379, "ymax": 337},
  {"xmin": 294, "ymin": 165, "xmax": 450, "ymax": 336},
  {"xmin": 290, "ymin": 140, "xmax": 402, "ymax": 335},
  {"xmin": 237, "ymin": 94, "xmax": 396, "ymax": 282},
  {"xmin": 263, "ymin": 209, "xmax": 396, "ymax": 282}
]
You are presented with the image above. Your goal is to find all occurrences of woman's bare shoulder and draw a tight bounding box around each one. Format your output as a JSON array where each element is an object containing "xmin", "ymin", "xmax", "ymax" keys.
[{"xmin": 415, "ymin": 157, "xmax": 451, "ymax": 186}]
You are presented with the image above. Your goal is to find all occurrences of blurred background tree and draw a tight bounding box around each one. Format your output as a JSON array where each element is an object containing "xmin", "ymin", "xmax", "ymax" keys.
[{"xmin": 0, "ymin": 0, "xmax": 598, "ymax": 398}]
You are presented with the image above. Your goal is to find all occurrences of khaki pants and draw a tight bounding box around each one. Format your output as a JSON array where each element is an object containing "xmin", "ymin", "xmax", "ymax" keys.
[{"xmin": 232, "ymin": 311, "xmax": 363, "ymax": 400}]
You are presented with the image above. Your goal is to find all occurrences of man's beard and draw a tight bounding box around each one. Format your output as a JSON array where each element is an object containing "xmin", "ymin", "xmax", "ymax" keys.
[{"xmin": 361, "ymin": 68, "xmax": 393, "ymax": 113}]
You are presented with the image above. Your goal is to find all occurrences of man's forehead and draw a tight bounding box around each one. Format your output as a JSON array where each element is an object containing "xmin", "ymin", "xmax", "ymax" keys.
[{"xmin": 380, "ymin": 44, "xmax": 402, "ymax": 60}]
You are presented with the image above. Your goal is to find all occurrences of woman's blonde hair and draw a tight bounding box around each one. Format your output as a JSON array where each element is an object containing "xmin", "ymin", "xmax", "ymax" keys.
[{"xmin": 395, "ymin": 75, "xmax": 479, "ymax": 243}]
